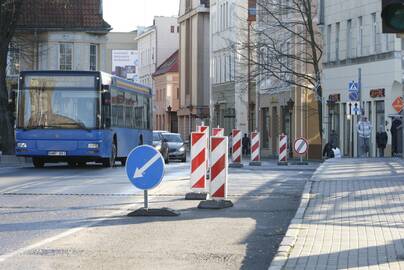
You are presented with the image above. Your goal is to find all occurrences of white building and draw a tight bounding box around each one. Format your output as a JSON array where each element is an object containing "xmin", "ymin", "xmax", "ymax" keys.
[
  {"xmin": 321, "ymin": 0, "xmax": 403, "ymax": 157},
  {"xmin": 210, "ymin": 0, "xmax": 250, "ymax": 135},
  {"xmin": 136, "ymin": 17, "xmax": 179, "ymax": 87}
]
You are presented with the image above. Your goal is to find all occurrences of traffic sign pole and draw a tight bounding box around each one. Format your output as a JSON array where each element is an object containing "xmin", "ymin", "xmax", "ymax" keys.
[{"xmin": 125, "ymin": 145, "xmax": 179, "ymax": 217}]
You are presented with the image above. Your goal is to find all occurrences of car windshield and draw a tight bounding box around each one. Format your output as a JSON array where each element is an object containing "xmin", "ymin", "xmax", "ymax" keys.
[
  {"xmin": 163, "ymin": 134, "xmax": 183, "ymax": 143},
  {"xmin": 153, "ymin": 133, "xmax": 160, "ymax": 141}
]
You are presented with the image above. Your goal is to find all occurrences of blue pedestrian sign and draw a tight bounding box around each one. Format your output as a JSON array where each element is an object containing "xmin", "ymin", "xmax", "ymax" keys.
[
  {"xmin": 125, "ymin": 145, "xmax": 165, "ymax": 190},
  {"xmin": 349, "ymin": 90, "xmax": 359, "ymax": 101},
  {"xmin": 348, "ymin": 81, "xmax": 359, "ymax": 91}
]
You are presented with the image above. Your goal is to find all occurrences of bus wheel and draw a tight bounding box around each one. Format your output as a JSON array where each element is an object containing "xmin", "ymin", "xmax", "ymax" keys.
[
  {"xmin": 103, "ymin": 143, "xmax": 116, "ymax": 168},
  {"xmin": 33, "ymin": 158, "xmax": 45, "ymax": 168}
]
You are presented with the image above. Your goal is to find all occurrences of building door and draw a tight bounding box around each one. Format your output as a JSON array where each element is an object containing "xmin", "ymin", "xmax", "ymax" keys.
[
  {"xmin": 170, "ymin": 112, "xmax": 178, "ymax": 133},
  {"xmin": 391, "ymin": 118, "xmax": 402, "ymax": 157}
]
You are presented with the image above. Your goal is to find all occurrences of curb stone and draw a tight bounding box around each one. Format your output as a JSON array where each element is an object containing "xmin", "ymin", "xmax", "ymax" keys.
[{"xmin": 267, "ymin": 161, "xmax": 328, "ymax": 270}]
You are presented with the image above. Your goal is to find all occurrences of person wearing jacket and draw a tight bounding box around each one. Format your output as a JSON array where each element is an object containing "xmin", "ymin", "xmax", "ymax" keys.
[{"xmin": 376, "ymin": 125, "xmax": 388, "ymax": 157}]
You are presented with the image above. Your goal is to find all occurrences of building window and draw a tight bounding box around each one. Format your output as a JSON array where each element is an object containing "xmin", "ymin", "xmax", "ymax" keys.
[
  {"xmin": 335, "ymin": 22, "xmax": 340, "ymax": 61},
  {"xmin": 346, "ymin": 19, "xmax": 352, "ymax": 59},
  {"xmin": 177, "ymin": 26, "xmax": 180, "ymax": 33},
  {"xmin": 7, "ymin": 42, "xmax": 20, "ymax": 76},
  {"xmin": 262, "ymin": 108, "xmax": 269, "ymax": 148},
  {"xmin": 372, "ymin": 13, "xmax": 377, "ymax": 53},
  {"xmin": 171, "ymin": 26, "xmax": 175, "ymax": 33},
  {"xmin": 327, "ymin": 24, "xmax": 331, "ymax": 62},
  {"xmin": 90, "ymin": 44, "xmax": 97, "ymax": 71},
  {"xmin": 59, "ymin": 43, "xmax": 73, "ymax": 70},
  {"xmin": 358, "ymin": 16, "xmax": 363, "ymax": 56},
  {"xmin": 376, "ymin": 101, "xmax": 385, "ymax": 133}
]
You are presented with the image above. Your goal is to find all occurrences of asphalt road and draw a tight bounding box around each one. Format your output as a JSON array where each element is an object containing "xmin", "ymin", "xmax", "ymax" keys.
[{"xmin": 0, "ymin": 160, "xmax": 317, "ymax": 269}]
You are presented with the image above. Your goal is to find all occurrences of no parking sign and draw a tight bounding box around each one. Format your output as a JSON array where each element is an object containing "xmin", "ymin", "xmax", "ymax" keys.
[{"xmin": 294, "ymin": 138, "xmax": 309, "ymax": 155}]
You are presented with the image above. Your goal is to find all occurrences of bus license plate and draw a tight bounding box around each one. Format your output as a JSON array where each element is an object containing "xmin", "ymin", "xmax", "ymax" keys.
[{"xmin": 48, "ymin": 151, "xmax": 66, "ymax": 156}]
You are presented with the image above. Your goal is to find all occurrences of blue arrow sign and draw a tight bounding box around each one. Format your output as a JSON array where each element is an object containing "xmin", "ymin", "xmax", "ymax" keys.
[{"xmin": 125, "ymin": 145, "xmax": 165, "ymax": 190}]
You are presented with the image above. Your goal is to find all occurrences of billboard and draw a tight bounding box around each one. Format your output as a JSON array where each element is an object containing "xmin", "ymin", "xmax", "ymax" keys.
[{"xmin": 112, "ymin": 50, "xmax": 139, "ymax": 82}]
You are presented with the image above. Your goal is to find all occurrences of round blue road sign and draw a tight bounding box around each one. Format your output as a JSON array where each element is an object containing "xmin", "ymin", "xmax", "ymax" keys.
[{"xmin": 125, "ymin": 145, "xmax": 165, "ymax": 190}]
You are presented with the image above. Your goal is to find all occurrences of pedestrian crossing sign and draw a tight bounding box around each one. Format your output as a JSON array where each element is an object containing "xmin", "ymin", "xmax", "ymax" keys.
[{"xmin": 349, "ymin": 81, "xmax": 359, "ymax": 91}]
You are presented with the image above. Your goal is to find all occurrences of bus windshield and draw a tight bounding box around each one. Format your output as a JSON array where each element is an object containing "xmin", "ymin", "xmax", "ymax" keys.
[{"xmin": 17, "ymin": 76, "xmax": 99, "ymax": 129}]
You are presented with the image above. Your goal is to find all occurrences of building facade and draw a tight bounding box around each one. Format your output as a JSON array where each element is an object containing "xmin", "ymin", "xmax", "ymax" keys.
[
  {"xmin": 105, "ymin": 31, "xmax": 139, "ymax": 81},
  {"xmin": 321, "ymin": 0, "xmax": 403, "ymax": 157},
  {"xmin": 152, "ymin": 51, "xmax": 180, "ymax": 132},
  {"xmin": 6, "ymin": 0, "xmax": 111, "ymax": 122},
  {"xmin": 257, "ymin": 0, "xmax": 322, "ymax": 160},
  {"xmin": 178, "ymin": 0, "xmax": 210, "ymax": 141},
  {"xmin": 136, "ymin": 17, "xmax": 179, "ymax": 88},
  {"xmin": 210, "ymin": 0, "xmax": 251, "ymax": 136}
]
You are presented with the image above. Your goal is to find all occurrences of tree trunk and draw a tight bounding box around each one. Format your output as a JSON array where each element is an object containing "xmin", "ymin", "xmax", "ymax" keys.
[{"xmin": 0, "ymin": 44, "xmax": 15, "ymax": 154}]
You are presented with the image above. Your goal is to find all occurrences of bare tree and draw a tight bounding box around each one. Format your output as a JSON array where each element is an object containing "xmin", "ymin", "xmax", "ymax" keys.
[
  {"xmin": 0, "ymin": 0, "xmax": 23, "ymax": 154},
  {"xmin": 228, "ymin": 0, "xmax": 323, "ymax": 139}
]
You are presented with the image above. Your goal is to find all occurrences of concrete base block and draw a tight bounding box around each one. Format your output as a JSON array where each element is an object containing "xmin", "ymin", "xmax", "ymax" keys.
[
  {"xmin": 291, "ymin": 161, "xmax": 309, "ymax": 165},
  {"xmin": 229, "ymin": 163, "xmax": 244, "ymax": 168},
  {"xmin": 249, "ymin": 161, "xmax": 262, "ymax": 166},
  {"xmin": 277, "ymin": 162, "xmax": 288, "ymax": 166},
  {"xmin": 198, "ymin": 199, "xmax": 233, "ymax": 209},
  {"xmin": 185, "ymin": 192, "xmax": 208, "ymax": 200},
  {"xmin": 128, "ymin": 208, "xmax": 179, "ymax": 217}
]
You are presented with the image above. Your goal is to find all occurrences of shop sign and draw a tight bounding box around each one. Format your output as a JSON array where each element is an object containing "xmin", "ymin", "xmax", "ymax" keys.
[{"xmin": 370, "ymin": 88, "xmax": 385, "ymax": 98}]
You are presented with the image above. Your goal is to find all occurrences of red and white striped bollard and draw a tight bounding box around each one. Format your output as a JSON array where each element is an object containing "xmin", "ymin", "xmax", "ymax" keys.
[
  {"xmin": 229, "ymin": 129, "xmax": 243, "ymax": 168},
  {"xmin": 250, "ymin": 131, "xmax": 261, "ymax": 166},
  {"xmin": 278, "ymin": 133, "xmax": 288, "ymax": 165}
]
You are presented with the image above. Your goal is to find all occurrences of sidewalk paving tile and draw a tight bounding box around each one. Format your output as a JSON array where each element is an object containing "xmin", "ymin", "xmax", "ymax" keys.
[{"xmin": 280, "ymin": 159, "xmax": 404, "ymax": 270}]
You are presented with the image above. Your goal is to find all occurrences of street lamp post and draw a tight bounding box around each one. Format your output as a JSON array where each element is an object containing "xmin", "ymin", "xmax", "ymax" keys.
[
  {"xmin": 167, "ymin": 105, "xmax": 172, "ymax": 132},
  {"xmin": 287, "ymin": 98, "xmax": 295, "ymax": 157}
]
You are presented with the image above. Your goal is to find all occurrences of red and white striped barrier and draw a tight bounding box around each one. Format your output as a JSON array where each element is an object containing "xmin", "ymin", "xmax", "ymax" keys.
[
  {"xmin": 231, "ymin": 129, "xmax": 242, "ymax": 164},
  {"xmin": 212, "ymin": 128, "xmax": 224, "ymax": 136},
  {"xmin": 190, "ymin": 132, "xmax": 207, "ymax": 192},
  {"xmin": 250, "ymin": 131, "xmax": 261, "ymax": 164},
  {"xmin": 210, "ymin": 136, "xmax": 228, "ymax": 199},
  {"xmin": 278, "ymin": 134, "xmax": 288, "ymax": 165},
  {"xmin": 198, "ymin": 126, "xmax": 210, "ymax": 169}
]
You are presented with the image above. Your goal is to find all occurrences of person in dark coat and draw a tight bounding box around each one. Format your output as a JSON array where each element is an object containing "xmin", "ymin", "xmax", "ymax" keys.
[
  {"xmin": 323, "ymin": 141, "xmax": 335, "ymax": 159},
  {"xmin": 242, "ymin": 133, "xmax": 250, "ymax": 156},
  {"xmin": 376, "ymin": 126, "xmax": 388, "ymax": 157}
]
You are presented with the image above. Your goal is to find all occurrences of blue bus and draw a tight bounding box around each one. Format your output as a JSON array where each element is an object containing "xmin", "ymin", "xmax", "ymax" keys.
[{"xmin": 15, "ymin": 71, "xmax": 152, "ymax": 168}]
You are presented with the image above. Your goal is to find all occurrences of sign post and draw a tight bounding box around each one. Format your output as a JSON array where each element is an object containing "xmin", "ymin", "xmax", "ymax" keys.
[
  {"xmin": 292, "ymin": 138, "xmax": 309, "ymax": 165},
  {"xmin": 125, "ymin": 145, "xmax": 179, "ymax": 216}
]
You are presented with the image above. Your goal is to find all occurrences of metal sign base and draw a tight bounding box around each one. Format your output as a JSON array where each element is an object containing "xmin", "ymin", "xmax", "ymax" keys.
[
  {"xmin": 198, "ymin": 200, "xmax": 233, "ymax": 209},
  {"xmin": 185, "ymin": 192, "xmax": 208, "ymax": 200},
  {"xmin": 128, "ymin": 207, "xmax": 179, "ymax": 217},
  {"xmin": 229, "ymin": 163, "xmax": 244, "ymax": 168},
  {"xmin": 249, "ymin": 161, "xmax": 262, "ymax": 166}
]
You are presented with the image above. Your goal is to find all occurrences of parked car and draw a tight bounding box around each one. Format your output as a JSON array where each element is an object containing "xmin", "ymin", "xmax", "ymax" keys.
[
  {"xmin": 162, "ymin": 133, "xmax": 186, "ymax": 162},
  {"xmin": 153, "ymin": 131, "xmax": 169, "ymax": 163}
]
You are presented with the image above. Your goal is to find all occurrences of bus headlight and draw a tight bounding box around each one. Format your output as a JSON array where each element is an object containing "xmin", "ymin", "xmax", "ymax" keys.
[
  {"xmin": 87, "ymin": 143, "xmax": 99, "ymax": 149},
  {"xmin": 179, "ymin": 146, "xmax": 185, "ymax": 152},
  {"xmin": 17, "ymin": 142, "xmax": 27, "ymax": 148}
]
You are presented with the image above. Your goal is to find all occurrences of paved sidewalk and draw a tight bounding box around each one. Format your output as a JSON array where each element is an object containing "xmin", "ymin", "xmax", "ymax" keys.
[{"xmin": 278, "ymin": 158, "xmax": 404, "ymax": 270}]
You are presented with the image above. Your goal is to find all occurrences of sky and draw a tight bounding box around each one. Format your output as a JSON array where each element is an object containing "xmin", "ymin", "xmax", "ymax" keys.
[{"xmin": 103, "ymin": 0, "xmax": 180, "ymax": 32}]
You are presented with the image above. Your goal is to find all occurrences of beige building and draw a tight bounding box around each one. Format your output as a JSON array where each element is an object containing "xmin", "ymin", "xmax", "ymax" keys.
[
  {"xmin": 257, "ymin": 1, "xmax": 322, "ymax": 160},
  {"xmin": 152, "ymin": 51, "xmax": 180, "ymax": 132},
  {"xmin": 178, "ymin": 0, "xmax": 211, "ymax": 141}
]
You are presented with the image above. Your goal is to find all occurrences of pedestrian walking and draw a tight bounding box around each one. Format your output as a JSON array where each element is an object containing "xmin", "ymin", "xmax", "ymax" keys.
[
  {"xmin": 242, "ymin": 133, "xmax": 250, "ymax": 156},
  {"xmin": 357, "ymin": 116, "xmax": 372, "ymax": 157},
  {"xmin": 376, "ymin": 125, "xmax": 388, "ymax": 157}
]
